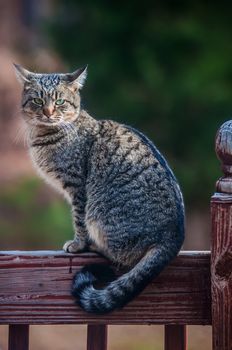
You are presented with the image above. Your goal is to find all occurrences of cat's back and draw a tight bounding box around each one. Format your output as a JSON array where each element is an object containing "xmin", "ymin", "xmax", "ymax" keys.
[
  {"xmin": 91, "ymin": 119, "xmax": 158, "ymax": 169},
  {"xmin": 90, "ymin": 119, "xmax": 177, "ymax": 188},
  {"xmin": 87, "ymin": 119, "xmax": 183, "ymax": 220}
]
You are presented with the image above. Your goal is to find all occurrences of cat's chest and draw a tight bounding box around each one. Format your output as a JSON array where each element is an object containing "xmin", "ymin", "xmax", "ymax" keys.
[{"xmin": 29, "ymin": 146, "xmax": 72, "ymax": 203}]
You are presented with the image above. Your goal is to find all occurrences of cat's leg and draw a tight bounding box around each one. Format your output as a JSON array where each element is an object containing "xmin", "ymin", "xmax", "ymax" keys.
[
  {"xmin": 88, "ymin": 241, "xmax": 103, "ymax": 253},
  {"xmin": 63, "ymin": 199, "xmax": 88, "ymax": 253}
]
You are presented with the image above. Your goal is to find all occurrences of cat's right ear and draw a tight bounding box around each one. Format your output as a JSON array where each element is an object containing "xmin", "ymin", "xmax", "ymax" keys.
[
  {"xmin": 63, "ymin": 65, "xmax": 88, "ymax": 90},
  {"xmin": 13, "ymin": 64, "xmax": 31, "ymax": 84}
]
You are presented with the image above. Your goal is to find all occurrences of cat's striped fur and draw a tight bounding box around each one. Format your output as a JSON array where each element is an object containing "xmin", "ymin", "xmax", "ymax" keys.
[{"xmin": 15, "ymin": 64, "xmax": 185, "ymax": 314}]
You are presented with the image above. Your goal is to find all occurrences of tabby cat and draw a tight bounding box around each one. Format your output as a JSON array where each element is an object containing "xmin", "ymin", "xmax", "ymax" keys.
[{"xmin": 14, "ymin": 64, "xmax": 185, "ymax": 314}]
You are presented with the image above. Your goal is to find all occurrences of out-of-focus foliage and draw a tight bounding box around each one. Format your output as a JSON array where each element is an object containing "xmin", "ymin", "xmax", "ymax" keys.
[
  {"xmin": 0, "ymin": 179, "xmax": 72, "ymax": 249},
  {"xmin": 46, "ymin": 0, "xmax": 232, "ymax": 206}
]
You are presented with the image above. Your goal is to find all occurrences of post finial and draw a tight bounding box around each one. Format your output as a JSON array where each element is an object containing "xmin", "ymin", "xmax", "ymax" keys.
[{"xmin": 215, "ymin": 120, "xmax": 232, "ymax": 193}]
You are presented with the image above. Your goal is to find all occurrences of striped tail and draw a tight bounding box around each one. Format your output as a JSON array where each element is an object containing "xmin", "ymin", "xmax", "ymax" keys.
[{"xmin": 72, "ymin": 243, "xmax": 180, "ymax": 314}]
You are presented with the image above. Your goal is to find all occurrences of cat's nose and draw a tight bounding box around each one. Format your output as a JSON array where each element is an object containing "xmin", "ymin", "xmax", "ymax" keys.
[{"xmin": 43, "ymin": 106, "xmax": 54, "ymax": 118}]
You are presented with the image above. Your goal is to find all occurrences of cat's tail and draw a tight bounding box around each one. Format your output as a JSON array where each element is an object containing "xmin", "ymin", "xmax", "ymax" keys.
[{"xmin": 71, "ymin": 243, "xmax": 180, "ymax": 314}]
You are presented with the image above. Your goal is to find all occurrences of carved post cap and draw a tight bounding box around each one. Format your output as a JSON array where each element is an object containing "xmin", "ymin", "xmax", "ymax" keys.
[{"xmin": 215, "ymin": 120, "xmax": 232, "ymax": 193}]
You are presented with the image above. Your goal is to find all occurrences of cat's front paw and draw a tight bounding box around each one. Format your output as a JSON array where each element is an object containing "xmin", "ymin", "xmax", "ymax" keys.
[{"xmin": 63, "ymin": 240, "xmax": 84, "ymax": 253}]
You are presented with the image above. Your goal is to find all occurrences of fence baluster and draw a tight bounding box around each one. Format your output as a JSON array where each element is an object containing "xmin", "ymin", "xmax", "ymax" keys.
[
  {"xmin": 8, "ymin": 324, "xmax": 29, "ymax": 350},
  {"xmin": 211, "ymin": 120, "xmax": 232, "ymax": 350},
  {"xmin": 164, "ymin": 325, "xmax": 187, "ymax": 350},
  {"xmin": 87, "ymin": 324, "xmax": 108, "ymax": 350}
]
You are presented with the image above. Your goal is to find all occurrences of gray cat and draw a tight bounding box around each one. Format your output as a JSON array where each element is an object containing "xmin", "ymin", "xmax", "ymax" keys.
[{"xmin": 14, "ymin": 64, "xmax": 185, "ymax": 314}]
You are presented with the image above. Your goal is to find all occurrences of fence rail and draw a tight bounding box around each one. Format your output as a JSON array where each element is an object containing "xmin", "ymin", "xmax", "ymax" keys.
[
  {"xmin": 1, "ymin": 120, "xmax": 232, "ymax": 350},
  {"xmin": 0, "ymin": 250, "xmax": 211, "ymax": 326},
  {"xmin": 0, "ymin": 250, "xmax": 210, "ymax": 349}
]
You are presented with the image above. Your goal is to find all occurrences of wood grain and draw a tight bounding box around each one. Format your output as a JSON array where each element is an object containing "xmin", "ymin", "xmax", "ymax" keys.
[
  {"xmin": 211, "ymin": 197, "xmax": 232, "ymax": 350},
  {"xmin": 0, "ymin": 250, "xmax": 211, "ymax": 325},
  {"xmin": 164, "ymin": 325, "xmax": 187, "ymax": 350}
]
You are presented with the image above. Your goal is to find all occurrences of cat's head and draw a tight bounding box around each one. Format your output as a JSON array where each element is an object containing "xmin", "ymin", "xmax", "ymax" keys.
[{"xmin": 14, "ymin": 64, "xmax": 87, "ymax": 127}]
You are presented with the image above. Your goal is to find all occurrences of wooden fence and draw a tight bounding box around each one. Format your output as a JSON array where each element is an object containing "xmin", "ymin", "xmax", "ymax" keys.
[{"xmin": 0, "ymin": 120, "xmax": 231, "ymax": 350}]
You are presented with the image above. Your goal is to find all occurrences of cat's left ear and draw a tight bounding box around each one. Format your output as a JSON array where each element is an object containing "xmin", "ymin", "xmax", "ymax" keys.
[
  {"xmin": 64, "ymin": 65, "xmax": 88, "ymax": 90},
  {"xmin": 13, "ymin": 63, "xmax": 32, "ymax": 84}
]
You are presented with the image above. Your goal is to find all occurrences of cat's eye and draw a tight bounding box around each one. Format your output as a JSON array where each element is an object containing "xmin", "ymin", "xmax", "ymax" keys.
[
  {"xmin": 55, "ymin": 99, "xmax": 65, "ymax": 106},
  {"xmin": 33, "ymin": 98, "xmax": 44, "ymax": 106}
]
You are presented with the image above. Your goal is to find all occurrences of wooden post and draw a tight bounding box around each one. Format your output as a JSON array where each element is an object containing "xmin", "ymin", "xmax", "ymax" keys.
[
  {"xmin": 87, "ymin": 325, "xmax": 108, "ymax": 350},
  {"xmin": 8, "ymin": 325, "xmax": 29, "ymax": 350},
  {"xmin": 164, "ymin": 325, "xmax": 187, "ymax": 350},
  {"xmin": 211, "ymin": 120, "xmax": 232, "ymax": 350}
]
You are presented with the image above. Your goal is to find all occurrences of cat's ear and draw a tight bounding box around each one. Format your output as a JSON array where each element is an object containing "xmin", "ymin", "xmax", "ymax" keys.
[
  {"xmin": 64, "ymin": 65, "xmax": 88, "ymax": 90},
  {"xmin": 13, "ymin": 64, "xmax": 32, "ymax": 84}
]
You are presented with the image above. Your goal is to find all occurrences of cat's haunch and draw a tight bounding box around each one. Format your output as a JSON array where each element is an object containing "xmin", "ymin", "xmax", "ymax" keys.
[{"xmin": 15, "ymin": 64, "xmax": 185, "ymax": 314}]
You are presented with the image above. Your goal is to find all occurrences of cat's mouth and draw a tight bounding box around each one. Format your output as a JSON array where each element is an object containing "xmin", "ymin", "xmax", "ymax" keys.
[{"xmin": 36, "ymin": 115, "xmax": 62, "ymax": 124}]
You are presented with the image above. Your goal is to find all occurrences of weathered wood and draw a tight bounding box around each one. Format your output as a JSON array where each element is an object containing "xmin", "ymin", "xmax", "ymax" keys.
[
  {"xmin": 87, "ymin": 325, "xmax": 108, "ymax": 350},
  {"xmin": 164, "ymin": 325, "xmax": 187, "ymax": 350},
  {"xmin": 211, "ymin": 120, "xmax": 232, "ymax": 350},
  {"xmin": 0, "ymin": 250, "xmax": 211, "ymax": 325},
  {"xmin": 8, "ymin": 324, "xmax": 29, "ymax": 350}
]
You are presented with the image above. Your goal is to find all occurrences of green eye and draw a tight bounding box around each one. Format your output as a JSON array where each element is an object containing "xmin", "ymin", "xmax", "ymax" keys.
[
  {"xmin": 55, "ymin": 99, "xmax": 65, "ymax": 106},
  {"xmin": 33, "ymin": 98, "xmax": 44, "ymax": 106}
]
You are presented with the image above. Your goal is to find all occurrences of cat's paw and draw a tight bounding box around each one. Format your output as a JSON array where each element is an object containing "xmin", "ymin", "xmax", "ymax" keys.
[{"xmin": 63, "ymin": 240, "xmax": 83, "ymax": 253}]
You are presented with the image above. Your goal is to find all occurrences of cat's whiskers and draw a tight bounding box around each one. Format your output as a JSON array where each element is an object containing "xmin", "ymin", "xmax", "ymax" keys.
[{"xmin": 12, "ymin": 120, "xmax": 29, "ymax": 147}]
